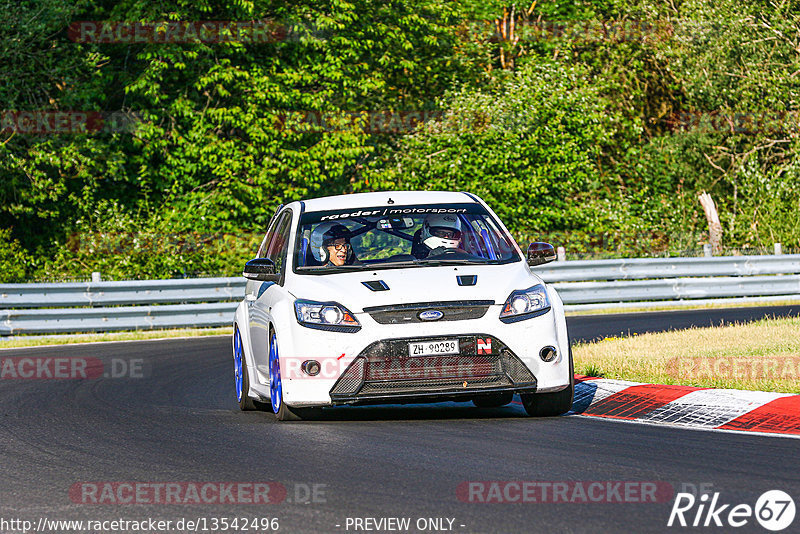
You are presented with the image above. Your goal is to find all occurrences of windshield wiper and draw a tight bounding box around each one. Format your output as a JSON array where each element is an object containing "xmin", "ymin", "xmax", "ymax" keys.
[
  {"xmin": 297, "ymin": 258, "xmax": 492, "ymax": 273},
  {"xmin": 296, "ymin": 264, "xmax": 371, "ymax": 272},
  {"xmin": 415, "ymin": 258, "xmax": 491, "ymax": 266}
]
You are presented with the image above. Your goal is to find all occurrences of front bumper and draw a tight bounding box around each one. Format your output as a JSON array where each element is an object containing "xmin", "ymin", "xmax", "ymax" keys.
[
  {"xmin": 265, "ymin": 302, "xmax": 570, "ymax": 407},
  {"xmin": 329, "ymin": 334, "xmax": 537, "ymax": 405}
]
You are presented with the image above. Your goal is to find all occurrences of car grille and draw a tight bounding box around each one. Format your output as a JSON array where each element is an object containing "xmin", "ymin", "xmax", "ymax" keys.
[
  {"xmin": 329, "ymin": 334, "xmax": 536, "ymax": 402},
  {"xmin": 359, "ymin": 373, "xmax": 509, "ymax": 395},
  {"xmin": 363, "ymin": 300, "xmax": 493, "ymax": 324}
]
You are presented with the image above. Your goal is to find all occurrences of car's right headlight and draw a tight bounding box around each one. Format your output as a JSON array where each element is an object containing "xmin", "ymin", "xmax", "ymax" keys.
[
  {"xmin": 499, "ymin": 284, "xmax": 551, "ymax": 323},
  {"xmin": 294, "ymin": 299, "xmax": 361, "ymax": 332}
]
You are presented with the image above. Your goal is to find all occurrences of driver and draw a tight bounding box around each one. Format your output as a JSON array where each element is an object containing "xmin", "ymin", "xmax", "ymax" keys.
[
  {"xmin": 320, "ymin": 224, "xmax": 359, "ymax": 266},
  {"xmin": 411, "ymin": 213, "xmax": 464, "ymax": 259}
]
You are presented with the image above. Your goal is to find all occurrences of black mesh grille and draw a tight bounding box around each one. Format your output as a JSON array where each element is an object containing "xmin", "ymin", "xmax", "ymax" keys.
[
  {"xmin": 329, "ymin": 334, "xmax": 536, "ymax": 401},
  {"xmin": 330, "ymin": 357, "xmax": 366, "ymax": 396},
  {"xmin": 501, "ymin": 350, "xmax": 537, "ymax": 385},
  {"xmin": 360, "ymin": 375, "xmax": 511, "ymax": 395},
  {"xmin": 365, "ymin": 354, "xmax": 500, "ymax": 382}
]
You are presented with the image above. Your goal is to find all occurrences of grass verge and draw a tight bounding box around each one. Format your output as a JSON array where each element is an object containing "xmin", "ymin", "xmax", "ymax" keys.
[
  {"xmin": 573, "ymin": 316, "xmax": 800, "ymax": 393},
  {"xmin": 0, "ymin": 327, "xmax": 231, "ymax": 349}
]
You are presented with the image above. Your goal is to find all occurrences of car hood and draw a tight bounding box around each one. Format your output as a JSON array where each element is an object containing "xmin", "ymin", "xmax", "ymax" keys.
[{"xmin": 287, "ymin": 262, "xmax": 542, "ymax": 313}]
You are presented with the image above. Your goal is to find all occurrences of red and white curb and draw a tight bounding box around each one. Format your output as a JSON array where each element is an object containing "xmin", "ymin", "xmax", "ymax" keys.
[{"xmin": 571, "ymin": 375, "xmax": 800, "ymax": 438}]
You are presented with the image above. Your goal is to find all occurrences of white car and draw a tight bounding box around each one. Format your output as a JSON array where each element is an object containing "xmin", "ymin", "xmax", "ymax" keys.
[{"xmin": 232, "ymin": 191, "xmax": 573, "ymax": 420}]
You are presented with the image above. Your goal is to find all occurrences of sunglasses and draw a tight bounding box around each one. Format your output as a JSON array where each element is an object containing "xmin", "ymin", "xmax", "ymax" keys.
[{"xmin": 327, "ymin": 242, "xmax": 351, "ymax": 251}]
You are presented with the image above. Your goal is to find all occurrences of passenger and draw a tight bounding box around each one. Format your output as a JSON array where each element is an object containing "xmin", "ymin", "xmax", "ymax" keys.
[{"xmin": 320, "ymin": 224, "xmax": 359, "ymax": 266}]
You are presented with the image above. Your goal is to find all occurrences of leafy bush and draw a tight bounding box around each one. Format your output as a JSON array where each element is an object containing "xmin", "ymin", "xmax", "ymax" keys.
[
  {"xmin": 363, "ymin": 60, "xmax": 616, "ymax": 235},
  {"xmin": 0, "ymin": 228, "xmax": 31, "ymax": 282},
  {"xmin": 2, "ymin": 0, "xmax": 800, "ymax": 280}
]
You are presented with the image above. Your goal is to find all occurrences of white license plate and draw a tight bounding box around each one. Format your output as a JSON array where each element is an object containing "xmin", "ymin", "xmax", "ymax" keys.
[{"xmin": 408, "ymin": 339, "xmax": 459, "ymax": 357}]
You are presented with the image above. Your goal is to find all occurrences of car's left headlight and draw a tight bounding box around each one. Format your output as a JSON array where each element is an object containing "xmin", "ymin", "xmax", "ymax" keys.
[
  {"xmin": 499, "ymin": 284, "xmax": 551, "ymax": 323},
  {"xmin": 294, "ymin": 299, "xmax": 361, "ymax": 332}
]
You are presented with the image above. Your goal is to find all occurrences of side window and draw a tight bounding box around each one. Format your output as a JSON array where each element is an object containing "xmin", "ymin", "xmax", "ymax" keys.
[
  {"xmin": 256, "ymin": 233, "xmax": 271, "ymax": 258},
  {"xmin": 257, "ymin": 212, "xmax": 287, "ymax": 259},
  {"xmin": 484, "ymin": 217, "xmax": 515, "ymax": 256},
  {"xmin": 265, "ymin": 212, "xmax": 292, "ymax": 275}
]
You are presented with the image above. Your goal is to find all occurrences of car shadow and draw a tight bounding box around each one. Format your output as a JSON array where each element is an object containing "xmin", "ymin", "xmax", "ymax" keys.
[
  {"xmin": 248, "ymin": 397, "xmax": 565, "ymax": 422},
  {"xmin": 316, "ymin": 403, "xmax": 525, "ymax": 422}
]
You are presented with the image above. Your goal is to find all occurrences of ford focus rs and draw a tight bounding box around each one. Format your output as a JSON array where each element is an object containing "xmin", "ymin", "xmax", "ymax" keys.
[{"xmin": 232, "ymin": 191, "xmax": 573, "ymax": 420}]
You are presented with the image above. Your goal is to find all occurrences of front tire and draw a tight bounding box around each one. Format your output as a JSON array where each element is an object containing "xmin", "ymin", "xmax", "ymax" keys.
[
  {"xmin": 269, "ymin": 328, "xmax": 321, "ymax": 421},
  {"xmin": 520, "ymin": 345, "xmax": 574, "ymax": 417},
  {"xmin": 233, "ymin": 325, "xmax": 256, "ymax": 411}
]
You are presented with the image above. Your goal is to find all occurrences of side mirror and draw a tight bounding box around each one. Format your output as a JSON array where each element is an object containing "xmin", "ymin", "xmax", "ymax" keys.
[
  {"xmin": 526, "ymin": 242, "xmax": 557, "ymax": 267},
  {"xmin": 243, "ymin": 258, "xmax": 280, "ymax": 282}
]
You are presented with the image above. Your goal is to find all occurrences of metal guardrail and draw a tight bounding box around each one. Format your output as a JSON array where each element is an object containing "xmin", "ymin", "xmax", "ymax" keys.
[
  {"xmin": 552, "ymin": 275, "xmax": 800, "ymax": 304},
  {"xmin": 534, "ymin": 255, "xmax": 800, "ymax": 282},
  {"xmin": 2, "ymin": 254, "xmax": 800, "ymax": 334},
  {"xmin": 0, "ymin": 302, "xmax": 237, "ymax": 335},
  {"xmin": 0, "ymin": 277, "xmax": 242, "ymax": 309},
  {"xmin": 0, "ymin": 277, "xmax": 243, "ymax": 335}
]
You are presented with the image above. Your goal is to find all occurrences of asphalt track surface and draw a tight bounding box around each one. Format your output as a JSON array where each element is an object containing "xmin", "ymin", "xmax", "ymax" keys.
[{"xmin": 1, "ymin": 306, "xmax": 799, "ymax": 534}]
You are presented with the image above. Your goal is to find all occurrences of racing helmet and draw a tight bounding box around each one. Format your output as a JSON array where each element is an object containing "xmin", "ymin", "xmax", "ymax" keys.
[
  {"xmin": 422, "ymin": 213, "xmax": 462, "ymax": 250},
  {"xmin": 311, "ymin": 223, "xmax": 354, "ymax": 264}
]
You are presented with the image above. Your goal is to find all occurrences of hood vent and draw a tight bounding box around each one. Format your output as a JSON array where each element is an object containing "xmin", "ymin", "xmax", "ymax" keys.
[
  {"xmin": 457, "ymin": 275, "xmax": 477, "ymax": 286},
  {"xmin": 362, "ymin": 280, "xmax": 390, "ymax": 291}
]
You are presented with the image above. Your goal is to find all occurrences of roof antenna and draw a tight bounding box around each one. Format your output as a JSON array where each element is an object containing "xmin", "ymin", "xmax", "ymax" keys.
[{"xmin": 387, "ymin": 197, "xmax": 394, "ymax": 204}]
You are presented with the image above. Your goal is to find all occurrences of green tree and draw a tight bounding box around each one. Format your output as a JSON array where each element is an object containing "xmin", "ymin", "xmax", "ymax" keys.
[{"xmin": 363, "ymin": 60, "xmax": 617, "ymax": 236}]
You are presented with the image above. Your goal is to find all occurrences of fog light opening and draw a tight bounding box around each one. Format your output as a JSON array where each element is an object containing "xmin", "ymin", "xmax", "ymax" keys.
[
  {"xmin": 539, "ymin": 346, "xmax": 557, "ymax": 362},
  {"xmin": 302, "ymin": 360, "xmax": 321, "ymax": 376}
]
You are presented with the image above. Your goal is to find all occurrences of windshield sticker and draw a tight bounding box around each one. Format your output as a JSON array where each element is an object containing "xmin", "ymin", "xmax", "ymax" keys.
[{"xmin": 316, "ymin": 206, "xmax": 471, "ymax": 222}]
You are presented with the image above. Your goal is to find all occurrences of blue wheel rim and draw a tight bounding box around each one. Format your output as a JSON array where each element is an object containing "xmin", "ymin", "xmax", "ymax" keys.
[
  {"xmin": 269, "ymin": 332, "xmax": 282, "ymax": 413},
  {"xmin": 233, "ymin": 327, "xmax": 243, "ymax": 402}
]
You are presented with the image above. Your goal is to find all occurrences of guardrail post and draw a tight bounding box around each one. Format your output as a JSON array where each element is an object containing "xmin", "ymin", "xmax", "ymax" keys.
[
  {"xmin": 775, "ymin": 243, "xmax": 783, "ymax": 255},
  {"xmin": 91, "ymin": 272, "xmax": 102, "ymax": 283},
  {"xmin": 703, "ymin": 244, "xmax": 712, "ymax": 257},
  {"xmin": 557, "ymin": 246, "xmax": 566, "ymax": 262}
]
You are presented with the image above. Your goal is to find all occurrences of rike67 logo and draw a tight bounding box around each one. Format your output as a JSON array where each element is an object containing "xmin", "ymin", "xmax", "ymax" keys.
[{"xmin": 668, "ymin": 490, "xmax": 795, "ymax": 531}]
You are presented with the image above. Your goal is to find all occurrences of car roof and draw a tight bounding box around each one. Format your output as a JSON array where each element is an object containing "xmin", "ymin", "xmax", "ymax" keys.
[{"xmin": 290, "ymin": 191, "xmax": 478, "ymax": 212}]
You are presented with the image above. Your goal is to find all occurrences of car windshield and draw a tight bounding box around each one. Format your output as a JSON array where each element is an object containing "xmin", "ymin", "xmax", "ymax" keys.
[{"xmin": 294, "ymin": 202, "xmax": 520, "ymax": 272}]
